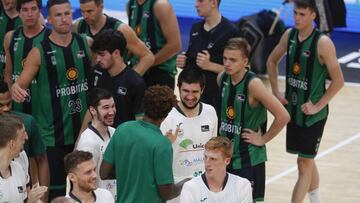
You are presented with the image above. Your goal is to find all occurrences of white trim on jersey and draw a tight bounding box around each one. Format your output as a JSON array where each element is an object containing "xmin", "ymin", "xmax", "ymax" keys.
[
  {"xmin": 66, "ymin": 188, "xmax": 114, "ymax": 202},
  {"xmin": 179, "ymin": 173, "xmax": 253, "ymax": 203}
]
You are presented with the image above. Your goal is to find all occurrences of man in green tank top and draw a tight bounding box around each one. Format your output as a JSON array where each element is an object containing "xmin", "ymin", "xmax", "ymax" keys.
[
  {"xmin": 267, "ymin": 0, "xmax": 344, "ymax": 202},
  {"xmin": 127, "ymin": 0, "xmax": 181, "ymax": 89},
  {"xmin": 218, "ymin": 38, "xmax": 289, "ymax": 202},
  {"xmin": 3, "ymin": 0, "xmax": 50, "ymax": 114},
  {"xmin": 0, "ymin": 0, "xmax": 22, "ymax": 77},
  {"xmin": 11, "ymin": 0, "xmax": 93, "ymax": 200},
  {"xmin": 73, "ymin": 0, "xmax": 154, "ymax": 76}
]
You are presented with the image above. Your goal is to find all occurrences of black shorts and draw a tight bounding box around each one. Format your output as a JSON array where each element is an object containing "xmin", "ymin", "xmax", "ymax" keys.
[
  {"xmin": 47, "ymin": 145, "xmax": 74, "ymax": 201},
  {"xmin": 143, "ymin": 66, "xmax": 175, "ymax": 90},
  {"xmin": 228, "ymin": 162, "xmax": 265, "ymax": 202},
  {"xmin": 286, "ymin": 119, "xmax": 327, "ymax": 158}
]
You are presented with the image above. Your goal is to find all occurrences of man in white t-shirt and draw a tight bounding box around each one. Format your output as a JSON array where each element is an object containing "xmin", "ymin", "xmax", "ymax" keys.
[
  {"xmin": 161, "ymin": 68, "xmax": 218, "ymax": 203},
  {"xmin": 64, "ymin": 150, "xmax": 114, "ymax": 202},
  {"xmin": 0, "ymin": 114, "xmax": 47, "ymax": 202},
  {"xmin": 180, "ymin": 136, "xmax": 252, "ymax": 203},
  {"xmin": 76, "ymin": 88, "xmax": 116, "ymax": 197}
]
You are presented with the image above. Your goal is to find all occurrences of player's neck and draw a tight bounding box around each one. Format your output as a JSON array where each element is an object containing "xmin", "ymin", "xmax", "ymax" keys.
[
  {"xmin": 298, "ymin": 25, "xmax": 314, "ymax": 42},
  {"xmin": 205, "ymin": 171, "xmax": 227, "ymax": 192},
  {"xmin": 0, "ymin": 152, "xmax": 11, "ymax": 178},
  {"xmin": 71, "ymin": 187, "xmax": 95, "ymax": 203},
  {"xmin": 204, "ymin": 11, "xmax": 221, "ymax": 31},
  {"xmin": 90, "ymin": 14, "xmax": 107, "ymax": 35},
  {"xmin": 178, "ymin": 102, "xmax": 200, "ymax": 118},
  {"xmin": 5, "ymin": 9, "xmax": 18, "ymax": 19},
  {"xmin": 23, "ymin": 23, "xmax": 43, "ymax": 38},
  {"xmin": 137, "ymin": 0, "xmax": 146, "ymax": 5},
  {"xmin": 49, "ymin": 32, "xmax": 72, "ymax": 47},
  {"xmin": 108, "ymin": 60, "xmax": 126, "ymax": 77},
  {"xmin": 91, "ymin": 120, "xmax": 110, "ymax": 140},
  {"xmin": 230, "ymin": 67, "xmax": 247, "ymax": 85}
]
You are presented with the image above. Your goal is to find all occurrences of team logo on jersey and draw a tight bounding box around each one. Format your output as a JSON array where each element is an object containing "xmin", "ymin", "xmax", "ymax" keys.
[
  {"xmin": 117, "ymin": 87, "xmax": 127, "ymax": 95},
  {"xmin": 226, "ymin": 106, "xmax": 236, "ymax": 119},
  {"xmin": 236, "ymin": 94, "xmax": 246, "ymax": 101},
  {"xmin": 143, "ymin": 11, "xmax": 150, "ymax": 18},
  {"xmin": 176, "ymin": 122, "xmax": 184, "ymax": 137},
  {"xmin": 293, "ymin": 62, "xmax": 301, "ymax": 75},
  {"xmin": 18, "ymin": 186, "xmax": 24, "ymax": 193},
  {"xmin": 201, "ymin": 125, "xmax": 209, "ymax": 132},
  {"xmin": 66, "ymin": 67, "xmax": 78, "ymax": 81},
  {"xmin": 135, "ymin": 24, "xmax": 141, "ymax": 36},
  {"xmin": 77, "ymin": 50, "xmax": 85, "ymax": 58},
  {"xmin": 303, "ymin": 50, "xmax": 311, "ymax": 58},
  {"xmin": 207, "ymin": 42, "xmax": 214, "ymax": 49}
]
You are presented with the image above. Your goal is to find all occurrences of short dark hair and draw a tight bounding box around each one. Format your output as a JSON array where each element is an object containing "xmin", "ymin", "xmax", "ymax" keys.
[
  {"xmin": 177, "ymin": 68, "xmax": 206, "ymax": 90},
  {"xmin": 224, "ymin": 37, "xmax": 251, "ymax": 59},
  {"xmin": 46, "ymin": 0, "xmax": 70, "ymax": 13},
  {"xmin": 64, "ymin": 150, "xmax": 93, "ymax": 174},
  {"xmin": 0, "ymin": 81, "xmax": 9, "ymax": 94},
  {"xmin": 0, "ymin": 114, "xmax": 24, "ymax": 148},
  {"xmin": 92, "ymin": 29, "xmax": 127, "ymax": 58},
  {"xmin": 16, "ymin": 0, "xmax": 42, "ymax": 12},
  {"xmin": 294, "ymin": 0, "xmax": 318, "ymax": 15},
  {"xmin": 79, "ymin": 0, "xmax": 103, "ymax": 6},
  {"xmin": 143, "ymin": 85, "xmax": 177, "ymax": 120},
  {"xmin": 86, "ymin": 88, "xmax": 113, "ymax": 109}
]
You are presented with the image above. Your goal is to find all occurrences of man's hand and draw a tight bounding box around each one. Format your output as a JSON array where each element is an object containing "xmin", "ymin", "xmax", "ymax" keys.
[
  {"xmin": 27, "ymin": 183, "xmax": 48, "ymax": 203},
  {"xmin": 241, "ymin": 128, "xmax": 265, "ymax": 146},
  {"xmin": 301, "ymin": 100, "xmax": 320, "ymax": 115},
  {"xmin": 11, "ymin": 83, "xmax": 28, "ymax": 103},
  {"xmin": 165, "ymin": 127, "xmax": 180, "ymax": 144},
  {"xmin": 196, "ymin": 50, "xmax": 211, "ymax": 70},
  {"xmin": 176, "ymin": 52, "xmax": 187, "ymax": 69}
]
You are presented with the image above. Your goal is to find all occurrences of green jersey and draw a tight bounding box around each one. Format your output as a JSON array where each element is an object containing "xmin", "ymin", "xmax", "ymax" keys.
[
  {"xmin": 103, "ymin": 120, "xmax": 174, "ymax": 203},
  {"xmin": 32, "ymin": 33, "xmax": 91, "ymax": 147},
  {"xmin": 10, "ymin": 26, "xmax": 51, "ymax": 114},
  {"xmin": 286, "ymin": 28, "xmax": 328, "ymax": 127},
  {"xmin": 76, "ymin": 14, "xmax": 123, "ymax": 39},
  {"xmin": 11, "ymin": 111, "xmax": 46, "ymax": 157},
  {"xmin": 127, "ymin": 0, "xmax": 177, "ymax": 76},
  {"xmin": 219, "ymin": 71, "xmax": 267, "ymax": 169},
  {"xmin": 0, "ymin": 9, "xmax": 22, "ymax": 77}
]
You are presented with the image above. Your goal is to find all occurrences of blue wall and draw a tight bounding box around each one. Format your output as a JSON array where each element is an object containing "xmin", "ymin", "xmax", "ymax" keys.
[{"xmin": 63, "ymin": 0, "xmax": 360, "ymax": 33}]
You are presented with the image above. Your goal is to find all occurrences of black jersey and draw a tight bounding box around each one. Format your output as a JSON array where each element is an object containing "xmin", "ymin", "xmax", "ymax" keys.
[
  {"xmin": 186, "ymin": 16, "xmax": 239, "ymax": 107},
  {"xmin": 91, "ymin": 66, "xmax": 146, "ymax": 127}
]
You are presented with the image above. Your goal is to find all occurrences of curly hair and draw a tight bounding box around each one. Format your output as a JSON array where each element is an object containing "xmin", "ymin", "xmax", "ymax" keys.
[{"xmin": 143, "ymin": 85, "xmax": 177, "ymax": 120}]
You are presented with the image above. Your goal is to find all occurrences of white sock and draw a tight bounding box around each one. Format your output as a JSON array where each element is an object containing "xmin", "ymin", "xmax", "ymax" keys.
[{"xmin": 308, "ymin": 188, "xmax": 320, "ymax": 203}]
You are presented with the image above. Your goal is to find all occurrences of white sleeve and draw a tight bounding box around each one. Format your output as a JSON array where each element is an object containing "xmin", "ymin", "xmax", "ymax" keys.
[
  {"xmin": 179, "ymin": 182, "xmax": 196, "ymax": 203},
  {"xmin": 239, "ymin": 179, "xmax": 253, "ymax": 203}
]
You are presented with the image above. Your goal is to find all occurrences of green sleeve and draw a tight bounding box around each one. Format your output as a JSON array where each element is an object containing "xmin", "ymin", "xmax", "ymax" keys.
[
  {"xmin": 154, "ymin": 138, "xmax": 174, "ymax": 185},
  {"xmin": 103, "ymin": 134, "xmax": 115, "ymax": 165}
]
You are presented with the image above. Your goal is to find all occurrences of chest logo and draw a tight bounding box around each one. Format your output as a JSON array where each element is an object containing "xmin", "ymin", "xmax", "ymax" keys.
[
  {"xmin": 293, "ymin": 62, "xmax": 301, "ymax": 75},
  {"xmin": 226, "ymin": 106, "xmax": 236, "ymax": 120},
  {"xmin": 201, "ymin": 125, "xmax": 209, "ymax": 132},
  {"xmin": 77, "ymin": 50, "xmax": 85, "ymax": 58},
  {"xmin": 117, "ymin": 87, "xmax": 127, "ymax": 95},
  {"xmin": 66, "ymin": 67, "xmax": 78, "ymax": 81}
]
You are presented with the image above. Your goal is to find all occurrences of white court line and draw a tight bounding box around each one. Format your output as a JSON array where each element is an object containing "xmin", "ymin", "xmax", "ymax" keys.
[{"xmin": 266, "ymin": 132, "xmax": 360, "ymax": 185}]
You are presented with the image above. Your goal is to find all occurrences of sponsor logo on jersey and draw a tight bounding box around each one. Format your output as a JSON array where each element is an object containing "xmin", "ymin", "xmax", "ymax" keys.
[
  {"xmin": 207, "ymin": 42, "xmax": 214, "ymax": 49},
  {"xmin": 179, "ymin": 139, "xmax": 205, "ymax": 151},
  {"xmin": 56, "ymin": 81, "xmax": 88, "ymax": 98},
  {"xmin": 77, "ymin": 50, "xmax": 85, "ymax": 59},
  {"xmin": 192, "ymin": 32, "xmax": 199, "ymax": 36},
  {"xmin": 143, "ymin": 11, "xmax": 150, "ymax": 18},
  {"xmin": 303, "ymin": 50, "xmax": 311, "ymax": 57},
  {"xmin": 220, "ymin": 121, "xmax": 242, "ymax": 135},
  {"xmin": 226, "ymin": 106, "xmax": 236, "ymax": 119},
  {"xmin": 180, "ymin": 157, "xmax": 204, "ymax": 167},
  {"xmin": 66, "ymin": 67, "xmax": 78, "ymax": 81},
  {"xmin": 287, "ymin": 77, "xmax": 308, "ymax": 91},
  {"xmin": 201, "ymin": 125, "xmax": 209, "ymax": 132},
  {"xmin": 117, "ymin": 87, "xmax": 127, "ymax": 95},
  {"xmin": 200, "ymin": 197, "xmax": 208, "ymax": 202}
]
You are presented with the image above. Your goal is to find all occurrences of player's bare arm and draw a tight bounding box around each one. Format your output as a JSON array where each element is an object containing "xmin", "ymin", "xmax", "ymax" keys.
[{"xmin": 3, "ymin": 30, "xmax": 14, "ymax": 86}]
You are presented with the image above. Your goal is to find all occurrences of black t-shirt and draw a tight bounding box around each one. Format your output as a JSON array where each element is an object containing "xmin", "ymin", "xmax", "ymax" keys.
[
  {"xmin": 90, "ymin": 66, "xmax": 146, "ymax": 127},
  {"xmin": 186, "ymin": 16, "xmax": 239, "ymax": 107}
]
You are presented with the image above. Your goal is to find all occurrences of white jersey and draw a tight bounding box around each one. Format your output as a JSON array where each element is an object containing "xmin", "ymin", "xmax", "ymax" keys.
[
  {"xmin": 0, "ymin": 161, "xmax": 27, "ymax": 202},
  {"xmin": 76, "ymin": 124, "xmax": 116, "ymax": 197},
  {"xmin": 160, "ymin": 103, "xmax": 217, "ymax": 203},
  {"xmin": 66, "ymin": 188, "xmax": 114, "ymax": 202},
  {"xmin": 14, "ymin": 151, "xmax": 30, "ymax": 185},
  {"xmin": 179, "ymin": 173, "xmax": 252, "ymax": 203}
]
